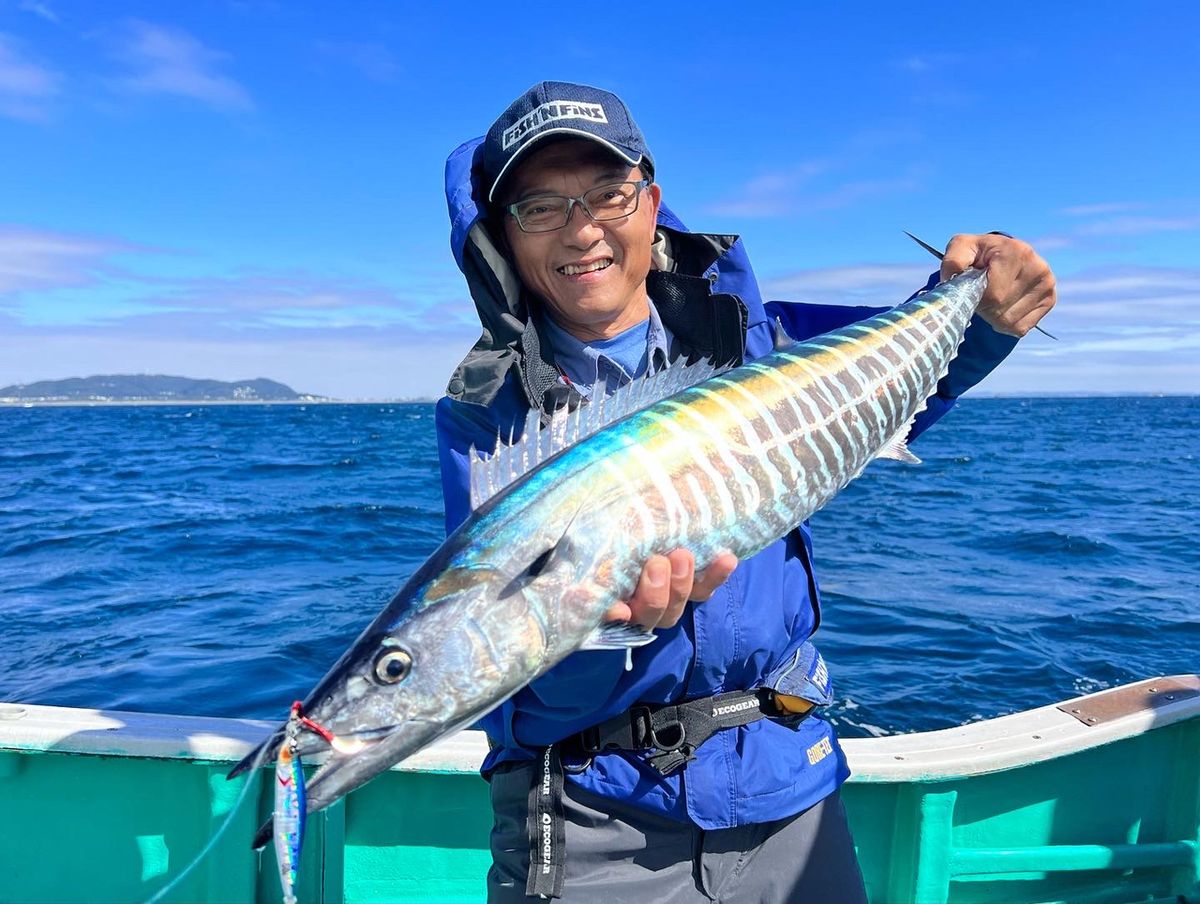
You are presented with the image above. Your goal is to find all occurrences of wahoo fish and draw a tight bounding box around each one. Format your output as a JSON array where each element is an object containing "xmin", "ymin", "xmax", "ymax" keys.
[{"xmin": 232, "ymin": 269, "xmax": 989, "ymax": 830}]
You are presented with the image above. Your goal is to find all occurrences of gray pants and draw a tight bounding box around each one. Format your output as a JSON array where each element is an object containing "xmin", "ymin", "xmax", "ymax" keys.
[{"xmin": 487, "ymin": 764, "xmax": 868, "ymax": 904}]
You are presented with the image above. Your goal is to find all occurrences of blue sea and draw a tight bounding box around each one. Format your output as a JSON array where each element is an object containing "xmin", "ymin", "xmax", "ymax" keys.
[{"xmin": 1, "ymin": 398, "xmax": 1196, "ymax": 739}]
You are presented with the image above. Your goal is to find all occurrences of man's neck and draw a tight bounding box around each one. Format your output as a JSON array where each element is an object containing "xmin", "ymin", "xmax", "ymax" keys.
[
  {"xmin": 546, "ymin": 293, "xmax": 651, "ymax": 343},
  {"xmin": 541, "ymin": 296, "xmax": 672, "ymax": 401}
]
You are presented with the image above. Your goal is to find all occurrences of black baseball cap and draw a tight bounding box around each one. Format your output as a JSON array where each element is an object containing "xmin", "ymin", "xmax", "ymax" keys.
[{"xmin": 482, "ymin": 80, "xmax": 654, "ymax": 203}]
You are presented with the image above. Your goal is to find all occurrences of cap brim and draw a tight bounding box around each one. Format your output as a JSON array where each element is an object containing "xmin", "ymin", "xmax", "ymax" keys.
[{"xmin": 487, "ymin": 128, "xmax": 643, "ymax": 203}]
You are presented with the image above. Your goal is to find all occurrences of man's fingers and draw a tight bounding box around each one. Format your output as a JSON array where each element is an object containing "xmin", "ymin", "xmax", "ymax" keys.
[
  {"xmin": 666, "ymin": 548, "xmax": 695, "ymax": 609},
  {"xmin": 977, "ymin": 250, "xmax": 1021, "ymax": 321},
  {"xmin": 604, "ymin": 600, "xmax": 633, "ymax": 623},
  {"xmin": 977, "ymin": 244, "xmax": 1056, "ymax": 337},
  {"xmin": 623, "ymin": 554, "xmax": 671, "ymax": 630},
  {"xmin": 690, "ymin": 553, "xmax": 738, "ymax": 602},
  {"xmin": 625, "ymin": 551, "xmax": 695, "ymax": 632},
  {"xmin": 608, "ymin": 550, "xmax": 739, "ymax": 632},
  {"xmin": 939, "ymin": 234, "xmax": 1057, "ymax": 337},
  {"xmin": 940, "ymin": 234, "xmax": 983, "ymax": 280}
]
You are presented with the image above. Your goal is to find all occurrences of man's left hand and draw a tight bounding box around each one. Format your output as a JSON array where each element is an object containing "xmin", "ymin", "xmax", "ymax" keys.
[
  {"xmin": 605, "ymin": 550, "xmax": 738, "ymax": 631},
  {"xmin": 941, "ymin": 234, "xmax": 1057, "ymax": 337}
]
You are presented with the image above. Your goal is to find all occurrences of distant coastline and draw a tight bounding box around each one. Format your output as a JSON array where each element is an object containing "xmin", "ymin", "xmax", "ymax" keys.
[
  {"xmin": 0, "ymin": 374, "xmax": 1193, "ymax": 408},
  {"xmin": 0, "ymin": 398, "xmax": 435, "ymax": 407},
  {"xmin": 1, "ymin": 392, "xmax": 1191, "ymax": 409},
  {"xmin": 0, "ymin": 374, "xmax": 325, "ymax": 405}
]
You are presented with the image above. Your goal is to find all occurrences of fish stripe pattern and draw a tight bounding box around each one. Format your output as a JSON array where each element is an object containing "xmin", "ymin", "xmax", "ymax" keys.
[{"xmin": 233, "ymin": 269, "xmax": 990, "ymax": 822}]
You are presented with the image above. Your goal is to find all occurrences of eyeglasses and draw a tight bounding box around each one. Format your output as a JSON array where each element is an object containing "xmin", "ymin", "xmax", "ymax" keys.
[{"xmin": 506, "ymin": 180, "xmax": 651, "ymax": 234}]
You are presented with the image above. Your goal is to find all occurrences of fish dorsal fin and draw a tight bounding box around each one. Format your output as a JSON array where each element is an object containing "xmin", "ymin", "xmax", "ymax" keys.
[{"xmin": 468, "ymin": 355, "xmax": 727, "ymax": 510}]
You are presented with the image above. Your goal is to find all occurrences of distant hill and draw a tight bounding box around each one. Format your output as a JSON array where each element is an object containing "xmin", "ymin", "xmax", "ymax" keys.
[{"xmin": 0, "ymin": 374, "xmax": 322, "ymax": 402}]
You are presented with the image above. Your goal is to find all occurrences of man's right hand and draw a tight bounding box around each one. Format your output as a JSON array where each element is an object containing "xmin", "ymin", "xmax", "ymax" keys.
[{"xmin": 604, "ymin": 550, "xmax": 738, "ymax": 631}]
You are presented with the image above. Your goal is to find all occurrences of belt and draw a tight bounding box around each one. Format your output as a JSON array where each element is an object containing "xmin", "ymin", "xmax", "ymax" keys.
[
  {"xmin": 561, "ymin": 686, "xmax": 789, "ymax": 775},
  {"xmin": 525, "ymin": 687, "xmax": 811, "ymax": 899}
]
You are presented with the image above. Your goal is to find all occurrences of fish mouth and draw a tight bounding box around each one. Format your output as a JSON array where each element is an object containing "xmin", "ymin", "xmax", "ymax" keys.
[
  {"xmin": 241, "ymin": 717, "xmax": 441, "ymax": 849},
  {"xmin": 227, "ymin": 719, "xmax": 402, "ymax": 780}
]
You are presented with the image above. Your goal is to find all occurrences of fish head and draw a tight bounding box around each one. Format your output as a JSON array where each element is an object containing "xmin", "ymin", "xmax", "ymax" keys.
[{"xmin": 231, "ymin": 499, "xmax": 603, "ymax": 815}]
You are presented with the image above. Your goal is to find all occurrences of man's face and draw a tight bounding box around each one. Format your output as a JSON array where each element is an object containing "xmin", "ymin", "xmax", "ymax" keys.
[{"xmin": 500, "ymin": 138, "xmax": 661, "ymax": 342}]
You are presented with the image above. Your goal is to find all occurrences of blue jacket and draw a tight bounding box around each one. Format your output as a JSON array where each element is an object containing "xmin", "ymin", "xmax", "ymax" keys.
[{"xmin": 434, "ymin": 137, "xmax": 1018, "ymax": 830}]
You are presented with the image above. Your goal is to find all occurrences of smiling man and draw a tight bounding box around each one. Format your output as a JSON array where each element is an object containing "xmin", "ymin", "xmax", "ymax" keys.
[
  {"xmin": 435, "ymin": 81, "xmax": 1055, "ymax": 903},
  {"xmin": 502, "ymin": 143, "xmax": 659, "ymax": 341}
]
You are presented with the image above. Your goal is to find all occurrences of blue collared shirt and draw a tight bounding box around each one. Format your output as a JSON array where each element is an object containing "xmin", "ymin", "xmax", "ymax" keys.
[{"xmin": 541, "ymin": 299, "xmax": 673, "ymax": 399}]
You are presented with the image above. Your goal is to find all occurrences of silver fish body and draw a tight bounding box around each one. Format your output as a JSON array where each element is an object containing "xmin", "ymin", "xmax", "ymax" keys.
[{"xmin": 233, "ymin": 269, "xmax": 989, "ymax": 818}]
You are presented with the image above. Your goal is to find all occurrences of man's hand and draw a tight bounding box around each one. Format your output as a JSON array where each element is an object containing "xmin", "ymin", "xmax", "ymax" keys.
[
  {"xmin": 942, "ymin": 234, "xmax": 1057, "ymax": 337},
  {"xmin": 604, "ymin": 550, "xmax": 738, "ymax": 631}
]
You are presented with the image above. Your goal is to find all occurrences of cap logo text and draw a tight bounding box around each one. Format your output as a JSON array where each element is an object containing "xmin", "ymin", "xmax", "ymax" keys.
[{"xmin": 502, "ymin": 101, "xmax": 608, "ymax": 150}]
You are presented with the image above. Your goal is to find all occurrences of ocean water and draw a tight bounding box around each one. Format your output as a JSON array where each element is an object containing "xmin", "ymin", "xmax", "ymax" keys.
[{"xmin": 1, "ymin": 398, "xmax": 1196, "ymax": 739}]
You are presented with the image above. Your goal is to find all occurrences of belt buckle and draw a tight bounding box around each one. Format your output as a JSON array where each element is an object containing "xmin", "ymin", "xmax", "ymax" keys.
[
  {"xmin": 647, "ymin": 718, "xmax": 687, "ymax": 753},
  {"xmin": 630, "ymin": 705, "xmax": 657, "ymax": 749}
]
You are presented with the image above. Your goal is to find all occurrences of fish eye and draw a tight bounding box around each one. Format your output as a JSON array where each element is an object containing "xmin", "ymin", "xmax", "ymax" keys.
[{"xmin": 373, "ymin": 649, "xmax": 413, "ymax": 685}]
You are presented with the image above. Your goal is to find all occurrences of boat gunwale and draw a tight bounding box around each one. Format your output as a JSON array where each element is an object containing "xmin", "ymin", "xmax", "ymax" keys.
[{"xmin": 1, "ymin": 674, "xmax": 1196, "ymax": 782}]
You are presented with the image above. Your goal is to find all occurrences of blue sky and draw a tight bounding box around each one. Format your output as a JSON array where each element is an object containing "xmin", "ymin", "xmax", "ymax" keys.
[{"xmin": 1, "ymin": 2, "xmax": 1197, "ymax": 398}]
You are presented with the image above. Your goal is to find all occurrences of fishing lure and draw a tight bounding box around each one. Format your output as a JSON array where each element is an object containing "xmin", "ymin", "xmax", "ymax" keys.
[
  {"xmin": 148, "ymin": 701, "xmax": 353, "ymax": 904},
  {"xmin": 273, "ymin": 703, "xmax": 308, "ymax": 904}
]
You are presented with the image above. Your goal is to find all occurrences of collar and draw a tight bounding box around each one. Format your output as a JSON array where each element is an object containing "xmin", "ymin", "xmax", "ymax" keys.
[
  {"xmin": 519, "ymin": 269, "xmax": 745, "ymax": 415},
  {"xmin": 446, "ymin": 224, "xmax": 749, "ymax": 414},
  {"xmin": 541, "ymin": 300, "xmax": 673, "ymax": 400}
]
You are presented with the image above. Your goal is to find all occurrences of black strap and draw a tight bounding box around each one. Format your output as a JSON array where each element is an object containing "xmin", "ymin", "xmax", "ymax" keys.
[
  {"xmin": 566, "ymin": 688, "xmax": 780, "ymax": 776},
  {"xmin": 526, "ymin": 746, "xmax": 567, "ymax": 899},
  {"xmin": 523, "ymin": 689, "xmax": 789, "ymax": 898}
]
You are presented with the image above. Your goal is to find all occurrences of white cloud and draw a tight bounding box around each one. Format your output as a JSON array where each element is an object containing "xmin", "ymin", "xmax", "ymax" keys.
[
  {"xmin": 708, "ymin": 165, "xmax": 922, "ymax": 219},
  {"xmin": 1064, "ymin": 331, "xmax": 1200, "ymax": 355},
  {"xmin": 1, "ymin": 224, "xmax": 478, "ymax": 342},
  {"xmin": 970, "ymin": 356, "xmax": 1197, "ymax": 396},
  {"xmin": 0, "ymin": 225, "xmax": 137, "ymax": 295},
  {"xmin": 1015, "ymin": 266, "xmax": 1200, "ymax": 377},
  {"xmin": 758, "ymin": 261, "xmax": 1200, "ymax": 395},
  {"xmin": 1040, "ymin": 203, "xmax": 1200, "ymax": 252},
  {"xmin": 1058, "ymin": 202, "xmax": 1143, "ymax": 217},
  {"xmin": 0, "ymin": 331, "xmax": 473, "ymax": 399},
  {"xmin": 895, "ymin": 53, "xmax": 964, "ymax": 73},
  {"xmin": 1060, "ymin": 267, "xmax": 1200, "ymax": 300},
  {"xmin": 704, "ymin": 161, "xmax": 827, "ymax": 217},
  {"xmin": 108, "ymin": 20, "xmax": 253, "ymax": 112},
  {"xmin": 762, "ymin": 263, "xmax": 933, "ymax": 306},
  {"xmin": 139, "ymin": 271, "xmax": 407, "ymax": 315},
  {"xmin": 1025, "ymin": 234, "xmax": 1076, "ymax": 251},
  {"xmin": 315, "ymin": 40, "xmax": 401, "ymax": 82},
  {"xmin": 0, "ymin": 32, "xmax": 61, "ymax": 122},
  {"xmin": 18, "ymin": 1, "xmax": 59, "ymax": 23},
  {"xmin": 1076, "ymin": 215, "xmax": 1200, "ymax": 237},
  {"xmin": 8, "ymin": 222, "xmax": 1198, "ymax": 397}
]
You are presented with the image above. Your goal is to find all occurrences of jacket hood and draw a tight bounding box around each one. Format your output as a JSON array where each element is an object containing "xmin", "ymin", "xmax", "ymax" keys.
[{"xmin": 443, "ymin": 136, "xmax": 769, "ymax": 408}]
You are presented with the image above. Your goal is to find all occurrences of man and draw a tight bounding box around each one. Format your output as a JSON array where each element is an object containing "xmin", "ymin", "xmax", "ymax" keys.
[{"xmin": 435, "ymin": 81, "xmax": 1055, "ymax": 903}]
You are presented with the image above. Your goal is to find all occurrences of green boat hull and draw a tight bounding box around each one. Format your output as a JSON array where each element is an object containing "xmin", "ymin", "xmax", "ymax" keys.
[{"xmin": 2, "ymin": 675, "xmax": 1197, "ymax": 903}]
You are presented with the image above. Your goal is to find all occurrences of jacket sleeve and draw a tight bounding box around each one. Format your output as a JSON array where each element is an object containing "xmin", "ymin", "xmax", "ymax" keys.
[{"xmin": 763, "ymin": 271, "xmax": 1018, "ymax": 441}]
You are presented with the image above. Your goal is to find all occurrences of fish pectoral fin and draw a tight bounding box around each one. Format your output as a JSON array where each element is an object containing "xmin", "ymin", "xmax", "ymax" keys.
[
  {"xmin": 580, "ymin": 621, "xmax": 657, "ymax": 651},
  {"xmin": 875, "ymin": 423, "xmax": 922, "ymax": 464}
]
